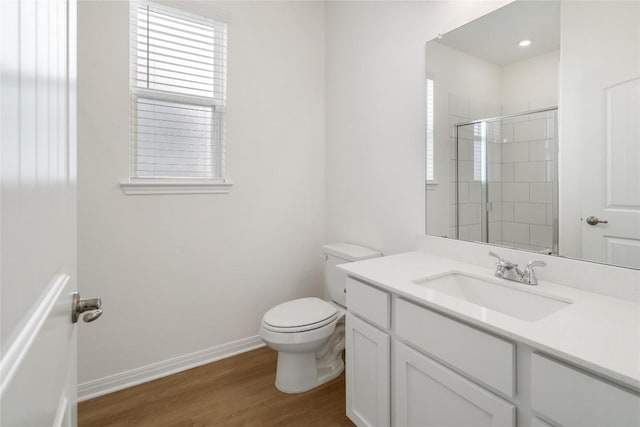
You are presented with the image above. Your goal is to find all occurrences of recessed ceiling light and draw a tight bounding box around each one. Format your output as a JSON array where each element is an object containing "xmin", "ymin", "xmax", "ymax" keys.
[{"xmin": 519, "ymin": 40, "xmax": 531, "ymax": 47}]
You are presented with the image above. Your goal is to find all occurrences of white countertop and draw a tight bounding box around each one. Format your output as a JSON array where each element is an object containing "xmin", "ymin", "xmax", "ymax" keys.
[{"xmin": 339, "ymin": 251, "xmax": 640, "ymax": 392}]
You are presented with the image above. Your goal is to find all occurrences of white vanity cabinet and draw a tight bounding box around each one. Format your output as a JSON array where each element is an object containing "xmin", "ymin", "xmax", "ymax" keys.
[
  {"xmin": 345, "ymin": 276, "xmax": 640, "ymax": 427},
  {"xmin": 394, "ymin": 342, "xmax": 515, "ymax": 427},
  {"xmin": 345, "ymin": 313, "xmax": 390, "ymax": 427},
  {"xmin": 531, "ymin": 354, "xmax": 640, "ymax": 427},
  {"xmin": 345, "ymin": 278, "xmax": 391, "ymax": 427}
]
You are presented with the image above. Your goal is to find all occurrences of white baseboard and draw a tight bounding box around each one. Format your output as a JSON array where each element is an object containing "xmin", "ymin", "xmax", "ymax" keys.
[{"xmin": 78, "ymin": 335, "xmax": 265, "ymax": 402}]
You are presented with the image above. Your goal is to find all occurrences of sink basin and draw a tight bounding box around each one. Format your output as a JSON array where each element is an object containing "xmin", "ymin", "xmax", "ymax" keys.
[{"xmin": 413, "ymin": 271, "xmax": 572, "ymax": 321}]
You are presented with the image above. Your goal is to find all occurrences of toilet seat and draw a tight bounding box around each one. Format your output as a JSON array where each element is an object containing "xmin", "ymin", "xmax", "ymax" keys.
[{"xmin": 262, "ymin": 297, "xmax": 337, "ymax": 333}]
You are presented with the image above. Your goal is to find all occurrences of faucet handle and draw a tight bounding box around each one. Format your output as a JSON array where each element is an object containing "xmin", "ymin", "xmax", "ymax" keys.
[
  {"xmin": 526, "ymin": 260, "xmax": 547, "ymax": 269},
  {"xmin": 489, "ymin": 251, "xmax": 516, "ymax": 267},
  {"xmin": 523, "ymin": 260, "xmax": 546, "ymax": 285}
]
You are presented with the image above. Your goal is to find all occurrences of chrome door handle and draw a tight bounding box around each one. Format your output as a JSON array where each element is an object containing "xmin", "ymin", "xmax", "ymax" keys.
[
  {"xmin": 586, "ymin": 216, "xmax": 609, "ymax": 226},
  {"xmin": 72, "ymin": 292, "xmax": 103, "ymax": 323}
]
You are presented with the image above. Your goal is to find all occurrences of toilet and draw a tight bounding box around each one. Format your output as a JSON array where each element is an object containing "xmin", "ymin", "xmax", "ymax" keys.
[{"xmin": 259, "ymin": 243, "xmax": 381, "ymax": 393}]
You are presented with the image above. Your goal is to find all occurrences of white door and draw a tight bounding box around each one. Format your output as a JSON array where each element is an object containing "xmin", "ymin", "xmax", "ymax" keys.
[
  {"xmin": 563, "ymin": 1, "xmax": 640, "ymax": 268},
  {"xmin": 1, "ymin": 0, "xmax": 82, "ymax": 425},
  {"xmin": 345, "ymin": 313, "xmax": 390, "ymax": 427},
  {"xmin": 394, "ymin": 342, "xmax": 515, "ymax": 427}
]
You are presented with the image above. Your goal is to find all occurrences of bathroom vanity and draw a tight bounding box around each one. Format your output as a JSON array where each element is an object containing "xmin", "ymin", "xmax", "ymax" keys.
[{"xmin": 340, "ymin": 250, "xmax": 640, "ymax": 427}]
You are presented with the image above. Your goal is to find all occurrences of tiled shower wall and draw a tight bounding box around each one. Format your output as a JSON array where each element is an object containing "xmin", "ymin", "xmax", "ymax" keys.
[
  {"xmin": 451, "ymin": 109, "xmax": 557, "ymax": 254},
  {"xmin": 448, "ymin": 95, "xmax": 501, "ymax": 241},
  {"xmin": 494, "ymin": 110, "xmax": 557, "ymax": 253}
]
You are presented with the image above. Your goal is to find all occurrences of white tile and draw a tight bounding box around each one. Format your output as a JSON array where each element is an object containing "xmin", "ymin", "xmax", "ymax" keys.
[
  {"xmin": 458, "ymin": 225, "xmax": 470, "ymax": 241},
  {"xmin": 449, "ymin": 204, "xmax": 457, "ymax": 226},
  {"xmin": 469, "ymin": 182, "xmax": 481, "ymax": 203},
  {"xmin": 458, "ymin": 182, "xmax": 469, "ymax": 203},
  {"xmin": 488, "ymin": 162, "xmax": 502, "ymax": 182},
  {"xmin": 449, "ymin": 160, "xmax": 457, "ymax": 182},
  {"xmin": 458, "ymin": 160, "xmax": 474, "ymax": 182},
  {"xmin": 457, "ymin": 125, "xmax": 474, "ymax": 140},
  {"xmin": 459, "ymin": 224, "xmax": 481, "ymax": 242},
  {"xmin": 458, "ymin": 140, "xmax": 473, "ymax": 161},
  {"xmin": 486, "ymin": 123, "xmax": 501, "ymax": 144},
  {"xmin": 516, "ymin": 242, "xmax": 547, "ymax": 253},
  {"xmin": 497, "ymin": 240, "xmax": 516, "ymax": 249},
  {"xmin": 546, "ymin": 204, "xmax": 553, "ymax": 225},
  {"xmin": 529, "ymin": 140, "xmax": 555, "ymax": 161},
  {"xmin": 530, "ymin": 183, "xmax": 552, "ymax": 203},
  {"xmin": 501, "ymin": 124, "xmax": 514, "ymax": 143},
  {"xmin": 546, "ymin": 117, "xmax": 556, "ymax": 139},
  {"xmin": 458, "ymin": 203, "xmax": 481, "ymax": 226},
  {"xmin": 501, "ymin": 163, "xmax": 514, "ymax": 182},
  {"xmin": 489, "ymin": 201, "xmax": 502, "ymax": 221},
  {"xmin": 502, "ymin": 222, "xmax": 530, "ymax": 245},
  {"xmin": 514, "ymin": 162, "xmax": 547, "ymax": 182},
  {"xmin": 449, "ymin": 119, "xmax": 458, "ymax": 138},
  {"xmin": 502, "ymin": 202, "xmax": 514, "ymax": 221},
  {"xmin": 487, "ymin": 141, "xmax": 502, "ymax": 161},
  {"xmin": 527, "ymin": 111, "xmax": 551, "ymax": 121},
  {"xmin": 514, "ymin": 119, "xmax": 546, "ymax": 142},
  {"xmin": 546, "ymin": 161, "xmax": 555, "ymax": 182},
  {"xmin": 503, "ymin": 182, "xmax": 529, "ymax": 202},
  {"xmin": 488, "ymin": 182, "xmax": 502, "ymax": 202},
  {"xmin": 488, "ymin": 223, "xmax": 502, "ymax": 243},
  {"xmin": 448, "ymin": 138, "xmax": 457, "ymax": 159},
  {"xmin": 502, "ymin": 143, "xmax": 529, "ymax": 162},
  {"xmin": 514, "ymin": 203, "xmax": 547, "ymax": 225},
  {"xmin": 468, "ymin": 224, "xmax": 482, "ymax": 241},
  {"xmin": 530, "ymin": 224, "xmax": 553, "ymax": 247}
]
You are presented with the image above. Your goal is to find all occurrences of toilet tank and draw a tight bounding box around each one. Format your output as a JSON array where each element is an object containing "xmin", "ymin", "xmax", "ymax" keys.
[{"xmin": 323, "ymin": 243, "xmax": 381, "ymax": 307}]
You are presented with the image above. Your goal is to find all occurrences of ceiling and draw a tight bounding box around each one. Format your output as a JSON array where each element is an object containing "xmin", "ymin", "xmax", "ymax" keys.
[{"xmin": 434, "ymin": 0, "xmax": 560, "ymax": 66}]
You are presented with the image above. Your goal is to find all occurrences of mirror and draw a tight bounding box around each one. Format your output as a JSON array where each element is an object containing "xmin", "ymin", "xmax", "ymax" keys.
[{"xmin": 425, "ymin": 0, "xmax": 640, "ymax": 270}]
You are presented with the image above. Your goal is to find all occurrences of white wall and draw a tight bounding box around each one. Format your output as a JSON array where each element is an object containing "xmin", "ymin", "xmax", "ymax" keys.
[
  {"xmin": 77, "ymin": 0, "xmax": 326, "ymax": 386},
  {"xmin": 325, "ymin": 0, "xmax": 510, "ymax": 255},
  {"xmin": 501, "ymin": 50, "xmax": 559, "ymax": 114},
  {"xmin": 425, "ymin": 42, "xmax": 503, "ymax": 238}
]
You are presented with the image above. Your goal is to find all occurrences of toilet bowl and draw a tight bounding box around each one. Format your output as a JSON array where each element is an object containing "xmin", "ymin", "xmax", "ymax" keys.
[
  {"xmin": 259, "ymin": 243, "xmax": 381, "ymax": 393},
  {"xmin": 260, "ymin": 297, "xmax": 346, "ymax": 393}
]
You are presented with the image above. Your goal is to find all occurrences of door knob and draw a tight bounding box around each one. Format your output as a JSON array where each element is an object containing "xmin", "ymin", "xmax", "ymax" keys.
[
  {"xmin": 72, "ymin": 292, "xmax": 103, "ymax": 323},
  {"xmin": 585, "ymin": 216, "xmax": 609, "ymax": 226}
]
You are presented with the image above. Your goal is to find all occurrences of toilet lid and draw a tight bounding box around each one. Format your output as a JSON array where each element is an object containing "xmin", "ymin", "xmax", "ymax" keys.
[{"xmin": 263, "ymin": 297, "xmax": 337, "ymax": 330}]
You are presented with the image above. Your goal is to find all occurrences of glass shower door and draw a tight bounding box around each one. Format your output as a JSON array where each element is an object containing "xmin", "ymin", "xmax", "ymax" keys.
[{"xmin": 455, "ymin": 108, "xmax": 558, "ymax": 254}]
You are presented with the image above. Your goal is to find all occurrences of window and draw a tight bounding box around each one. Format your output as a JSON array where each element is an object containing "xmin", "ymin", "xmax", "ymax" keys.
[
  {"xmin": 426, "ymin": 78, "xmax": 435, "ymax": 183},
  {"xmin": 127, "ymin": 1, "xmax": 229, "ymax": 192}
]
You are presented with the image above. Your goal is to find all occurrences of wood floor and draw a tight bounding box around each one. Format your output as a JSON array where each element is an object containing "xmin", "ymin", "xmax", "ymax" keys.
[{"xmin": 78, "ymin": 347, "xmax": 355, "ymax": 427}]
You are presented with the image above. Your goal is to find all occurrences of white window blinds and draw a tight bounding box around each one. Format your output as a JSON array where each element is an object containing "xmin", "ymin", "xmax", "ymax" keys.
[
  {"xmin": 130, "ymin": 1, "xmax": 227, "ymax": 179},
  {"xmin": 426, "ymin": 78, "xmax": 435, "ymax": 182}
]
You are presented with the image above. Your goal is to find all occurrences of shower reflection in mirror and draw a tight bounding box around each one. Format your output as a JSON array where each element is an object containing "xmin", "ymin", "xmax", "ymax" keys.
[{"xmin": 451, "ymin": 109, "xmax": 558, "ymax": 255}]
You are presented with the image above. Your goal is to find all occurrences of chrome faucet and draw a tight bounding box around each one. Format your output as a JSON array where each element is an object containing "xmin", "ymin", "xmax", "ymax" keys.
[{"xmin": 489, "ymin": 252, "xmax": 546, "ymax": 286}]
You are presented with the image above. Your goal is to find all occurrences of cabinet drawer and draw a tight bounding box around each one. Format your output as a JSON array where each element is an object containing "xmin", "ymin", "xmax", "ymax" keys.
[
  {"xmin": 531, "ymin": 353, "xmax": 640, "ymax": 427},
  {"xmin": 395, "ymin": 298, "xmax": 515, "ymax": 397},
  {"xmin": 346, "ymin": 277, "xmax": 390, "ymax": 330}
]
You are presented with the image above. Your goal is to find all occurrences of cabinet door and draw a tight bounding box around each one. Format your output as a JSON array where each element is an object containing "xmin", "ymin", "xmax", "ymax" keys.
[
  {"xmin": 531, "ymin": 353, "xmax": 640, "ymax": 427},
  {"xmin": 394, "ymin": 342, "xmax": 515, "ymax": 427},
  {"xmin": 346, "ymin": 312, "xmax": 390, "ymax": 427}
]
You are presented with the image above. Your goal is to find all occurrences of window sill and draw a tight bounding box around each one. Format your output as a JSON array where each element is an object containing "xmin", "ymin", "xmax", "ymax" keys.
[
  {"xmin": 120, "ymin": 179, "xmax": 234, "ymax": 195},
  {"xmin": 426, "ymin": 181, "xmax": 439, "ymax": 190}
]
